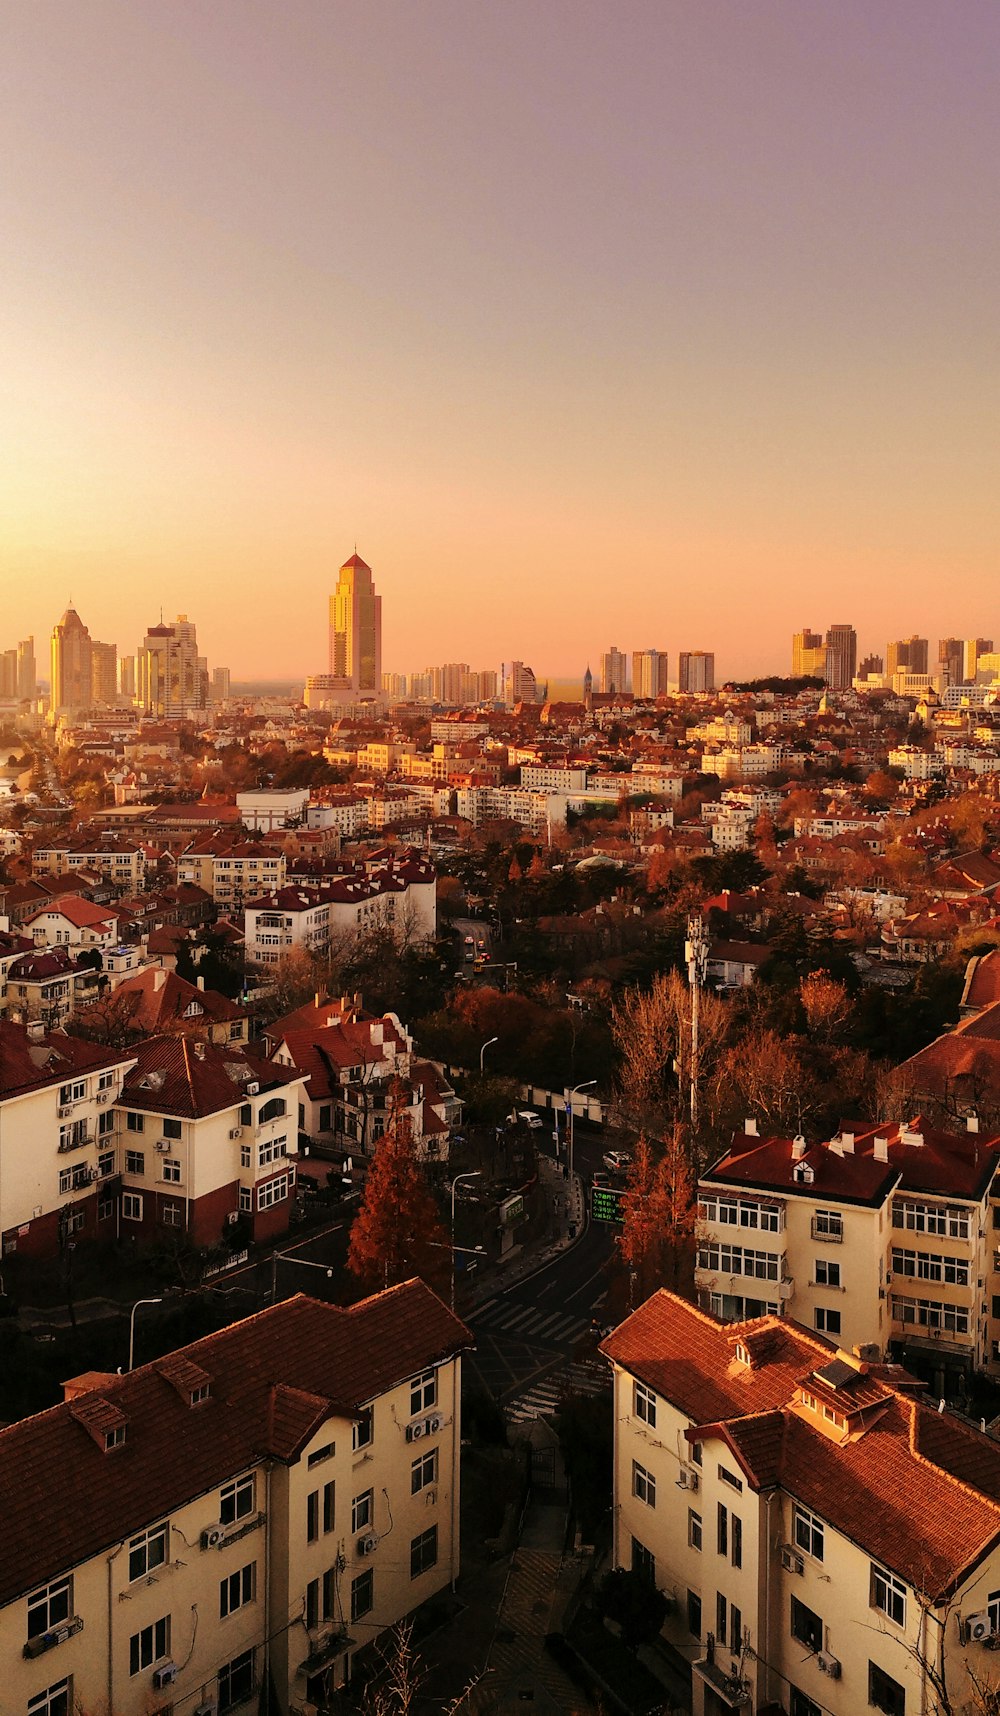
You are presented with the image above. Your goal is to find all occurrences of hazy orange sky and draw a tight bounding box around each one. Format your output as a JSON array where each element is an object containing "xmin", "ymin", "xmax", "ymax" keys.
[{"xmin": 3, "ymin": 1, "xmax": 998, "ymax": 682}]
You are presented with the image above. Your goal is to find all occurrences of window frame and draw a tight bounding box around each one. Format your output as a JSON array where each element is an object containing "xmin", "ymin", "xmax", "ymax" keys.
[
  {"xmin": 27, "ymin": 1578, "xmax": 72, "ymax": 1640},
  {"xmin": 352, "ymin": 1489, "xmax": 373, "ymax": 1533},
  {"xmin": 793, "ymin": 1504, "xmax": 825, "ymax": 1563},
  {"xmin": 632, "ymin": 1460, "xmax": 656, "ymax": 1508},
  {"xmin": 634, "ymin": 1382, "xmax": 657, "ymax": 1426},
  {"xmin": 409, "ymin": 1369, "xmax": 437, "ymax": 1416},
  {"xmin": 411, "ymin": 1449, "xmax": 437, "ymax": 1495},
  {"xmin": 129, "ymin": 1615, "xmax": 170, "ymax": 1676},
  {"xmin": 871, "ymin": 1563, "xmax": 906, "ymax": 1629},
  {"xmin": 410, "ymin": 1525, "xmax": 438, "ymax": 1580},
  {"xmin": 350, "ymin": 1569, "xmax": 374, "ymax": 1623},
  {"xmin": 220, "ymin": 1473, "xmax": 255, "ymax": 1526},
  {"xmin": 128, "ymin": 1521, "xmax": 168, "ymax": 1583}
]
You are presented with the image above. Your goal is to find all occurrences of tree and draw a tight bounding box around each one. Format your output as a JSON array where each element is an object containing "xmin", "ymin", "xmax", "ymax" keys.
[
  {"xmin": 597, "ymin": 1567, "xmax": 669, "ymax": 1648},
  {"xmin": 799, "ymin": 970, "xmax": 851, "ymax": 1044},
  {"xmin": 611, "ymin": 970, "xmax": 728, "ymax": 1144},
  {"xmin": 346, "ymin": 1110, "xmax": 450, "ymax": 1297},
  {"xmin": 616, "ymin": 1130, "xmax": 697, "ymax": 1303}
]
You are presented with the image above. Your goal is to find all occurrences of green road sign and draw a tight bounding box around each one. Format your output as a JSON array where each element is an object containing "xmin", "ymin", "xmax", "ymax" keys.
[{"xmin": 591, "ymin": 1185, "xmax": 628, "ymax": 1223}]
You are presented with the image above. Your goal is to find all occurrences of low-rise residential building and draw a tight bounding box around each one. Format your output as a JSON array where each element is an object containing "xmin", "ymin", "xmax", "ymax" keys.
[
  {"xmin": 178, "ymin": 839, "xmax": 287, "ymax": 909},
  {"xmin": 23, "ymin": 897, "xmax": 120, "ymax": 953},
  {"xmin": 31, "ymin": 835, "xmax": 148, "ymax": 892},
  {"xmin": 4, "ymin": 947, "xmax": 102, "ymax": 1028},
  {"xmin": 0, "ymin": 1282, "xmax": 472, "ymax": 1716},
  {"xmin": 77, "ymin": 967, "xmax": 251, "ymax": 1047},
  {"xmin": 245, "ymin": 857, "xmax": 436, "ymax": 967},
  {"xmin": 602, "ymin": 1292, "xmax": 1000, "ymax": 1716}
]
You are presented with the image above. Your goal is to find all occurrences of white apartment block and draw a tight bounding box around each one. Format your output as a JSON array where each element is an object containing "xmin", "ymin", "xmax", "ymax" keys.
[
  {"xmin": 245, "ymin": 859, "xmax": 436, "ymax": 967},
  {"xmin": 519, "ymin": 764, "xmax": 589, "ymax": 792},
  {"xmin": 0, "ymin": 1283, "xmax": 471, "ymax": 1716}
]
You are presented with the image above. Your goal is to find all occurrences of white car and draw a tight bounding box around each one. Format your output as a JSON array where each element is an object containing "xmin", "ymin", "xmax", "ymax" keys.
[{"xmin": 602, "ymin": 1149, "xmax": 632, "ymax": 1174}]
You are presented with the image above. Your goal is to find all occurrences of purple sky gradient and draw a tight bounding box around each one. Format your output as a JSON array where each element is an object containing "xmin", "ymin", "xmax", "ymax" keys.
[{"xmin": 3, "ymin": 1, "xmax": 998, "ymax": 680}]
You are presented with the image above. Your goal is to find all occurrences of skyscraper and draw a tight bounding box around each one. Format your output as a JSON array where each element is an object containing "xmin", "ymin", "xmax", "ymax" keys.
[
  {"xmin": 50, "ymin": 606, "xmax": 93, "ymax": 718},
  {"xmin": 886, "ymin": 636, "xmax": 928, "ymax": 677},
  {"xmin": 792, "ymin": 628, "xmax": 826, "ymax": 678},
  {"xmin": 824, "ymin": 624, "xmax": 857, "ymax": 690},
  {"xmin": 137, "ymin": 615, "xmax": 207, "ymax": 716},
  {"xmin": 17, "ymin": 638, "xmax": 36, "ymax": 702},
  {"xmin": 938, "ymin": 639, "xmax": 964, "ymax": 686},
  {"xmin": 678, "ymin": 651, "xmax": 715, "ymax": 693},
  {"xmin": 328, "ymin": 552, "xmax": 382, "ymax": 701},
  {"xmin": 632, "ymin": 650, "xmax": 670, "ymax": 699},
  {"xmin": 91, "ymin": 640, "xmax": 118, "ymax": 707},
  {"xmin": 964, "ymin": 638, "xmax": 994, "ymax": 682},
  {"xmin": 600, "ymin": 646, "xmax": 628, "ymax": 695}
]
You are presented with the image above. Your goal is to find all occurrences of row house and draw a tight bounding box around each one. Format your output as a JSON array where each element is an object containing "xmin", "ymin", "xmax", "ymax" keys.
[
  {"xmin": 697, "ymin": 1116, "xmax": 1000, "ymax": 1389},
  {"xmin": 178, "ymin": 839, "xmax": 287, "ymax": 909},
  {"xmin": 0, "ymin": 1020, "xmax": 135, "ymax": 1259},
  {"xmin": 602, "ymin": 1292, "xmax": 1000, "ymax": 1716},
  {"xmin": 115, "ymin": 1037, "xmax": 310, "ymax": 1246},
  {"xmin": 0, "ymin": 1282, "xmax": 472, "ymax": 1716}
]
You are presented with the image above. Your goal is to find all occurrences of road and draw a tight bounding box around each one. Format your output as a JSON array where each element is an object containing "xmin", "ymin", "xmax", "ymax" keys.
[{"xmin": 465, "ymin": 1123, "xmax": 617, "ymax": 1420}]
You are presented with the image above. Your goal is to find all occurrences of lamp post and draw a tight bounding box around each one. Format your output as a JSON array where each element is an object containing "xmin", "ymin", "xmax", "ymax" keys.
[
  {"xmin": 270, "ymin": 1247, "xmax": 336, "ymax": 1305},
  {"xmin": 450, "ymin": 1171, "xmax": 482, "ymax": 1310},
  {"xmin": 128, "ymin": 1297, "xmax": 162, "ymax": 1371},
  {"xmin": 568, "ymin": 1080, "xmax": 596, "ymax": 1186},
  {"xmin": 479, "ymin": 1036, "xmax": 498, "ymax": 1074}
]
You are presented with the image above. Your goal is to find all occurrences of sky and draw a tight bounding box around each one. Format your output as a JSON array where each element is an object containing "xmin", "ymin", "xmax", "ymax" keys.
[{"xmin": 2, "ymin": 1, "xmax": 998, "ymax": 683}]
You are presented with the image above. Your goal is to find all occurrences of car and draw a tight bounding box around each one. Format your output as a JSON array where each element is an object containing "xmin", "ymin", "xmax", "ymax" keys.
[
  {"xmin": 602, "ymin": 1149, "xmax": 632, "ymax": 1174},
  {"xmin": 591, "ymin": 1170, "xmax": 612, "ymax": 1188},
  {"xmin": 519, "ymin": 1110, "xmax": 545, "ymax": 1131}
]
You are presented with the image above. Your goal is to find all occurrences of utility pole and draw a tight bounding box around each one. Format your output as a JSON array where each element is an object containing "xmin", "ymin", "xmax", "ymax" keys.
[{"xmin": 685, "ymin": 913, "xmax": 709, "ymax": 1132}]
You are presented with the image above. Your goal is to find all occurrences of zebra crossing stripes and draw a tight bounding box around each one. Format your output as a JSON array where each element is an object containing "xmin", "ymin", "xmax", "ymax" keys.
[
  {"xmin": 472, "ymin": 1301, "xmax": 591, "ymax": 1347},
  {"xmin": 506, "ymin": 1358, "xmax": 612, "ymax": 1424}
]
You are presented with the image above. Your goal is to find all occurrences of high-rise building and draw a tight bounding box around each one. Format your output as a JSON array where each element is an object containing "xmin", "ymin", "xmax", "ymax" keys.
[
  {"xmin": 211, "ymin": 666, "xmax": 231, "ymax": 702},
  {"xmin": 50, "ymin": 606, "xmax": 93, "ymax": 718},
  {"xmin": 328, "ymin": 552, "xmax": 382, "ymax": 702},
  {"xmin": 118, "ymin": 654, "xmax": 136, "ymax": 701},
  {"xmin": 678, "ymin": 651, "xmax": 715, "ymax": 694},
  {"xmin": 964, "ymin": 638, "xmax": 994, "ymax": 682},
  {"xmin": 137, "ymin": 614, "xmax": 208, "ymax": 717},
  {"xmin": 791, "ymin": 628, "xmax": 826, "ymax": 678},
  {"xmin": 17, "ymin": 638, "xmax": 35, "ymax": 702},
  {"xmin": 0, "ymin": 650, "xmax": 17, "ymax": 699},
  {"xmin": 886, "ymin": 635, "xmax": 928, "ymax": 677},
  {"xmin": 857, "ymin": 653, "xmax": 884, "ymax": 679},
  {"xmin": 583, "ymin": 665, "xmax": 593, "ymax": 709},
  {"xmin": 440, "ymin": 663, "xmax": 469, "ymax": 705},
  {"xmin": 504, "ymin": 661, "xmax": 538, "ymax": 706},
  {"xmin": 600, "ymin": 647, "xmax": 629, "ymax": 695},
  {"xmin": 938, "ymin": 638, "xmax": 964, "ymax": 685},
  {"xmin": 478, "ymin": 668, "xmax": 498, "ymax": 702},
  {"xmin": 824, "ymin": 624, "xmax": 857, "ymax": 690},
  {"xmin": 90, "ymin": 639, "xmax": 118, "ymax": 706},
  {"xmin": 632, "ymin": 649, "xmax": 670, "ymax": 699}
]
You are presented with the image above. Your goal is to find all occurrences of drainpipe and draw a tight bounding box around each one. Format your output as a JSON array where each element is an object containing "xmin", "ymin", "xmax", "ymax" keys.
[
  {"xmin": 762, "ymin": 1491, "xmax": 775, "ymax": 1708},
  {"xmin": 107, "ymin": 1539, "xmax": 124, "ymax": 1716},
  {"xmin": 451, "ymin": 1359, "xmax": 461, "ymax": 1591},
  {"xmin": 263, "ymin": 1462, "xmax": 272, "ymax": 1704}
]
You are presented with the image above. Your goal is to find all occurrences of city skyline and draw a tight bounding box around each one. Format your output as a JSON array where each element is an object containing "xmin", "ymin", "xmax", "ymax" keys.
[{"xmin": 3, "ymin": 2, "xmax": 999, "ymax": 677}]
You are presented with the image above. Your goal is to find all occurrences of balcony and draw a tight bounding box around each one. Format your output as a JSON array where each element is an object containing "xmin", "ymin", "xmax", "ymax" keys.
[
  {"xmin": 693, "ymin": 1638, "xmax": 752, "ymax": 1710},
  {"xmin": 58, "ymin": 1133, "xmax": 92, "ymax": 1153}
]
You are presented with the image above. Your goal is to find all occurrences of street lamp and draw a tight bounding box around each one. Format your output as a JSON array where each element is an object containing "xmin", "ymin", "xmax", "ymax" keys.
[
  {"xmin": 128, "ymin": 1297, "xmax": 162, "ymax": 1371},
  {"xmin": 450, "ymin": 1171, "xmax": 482, "ymax": 1311},
  {"xmin": 568, "ymin": 1080, "xmax": 597, "ymax": 1186},
  {"xmin": 479, "ymin": 1036, "xmax": 498, "ymax": 1074}
]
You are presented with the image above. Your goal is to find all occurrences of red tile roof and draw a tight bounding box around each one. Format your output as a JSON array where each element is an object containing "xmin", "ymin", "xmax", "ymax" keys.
[
  {"xmin": 0, "ymin": 1283, "xmax": 472, "ymax": 1608},
  {"xmin": 122, "ymin": 1036, "xmax": 301, "ymax": 1118},
  {"xmin": 0, "ymin": 1021, "xmax": 133, "ymax": 1100}
]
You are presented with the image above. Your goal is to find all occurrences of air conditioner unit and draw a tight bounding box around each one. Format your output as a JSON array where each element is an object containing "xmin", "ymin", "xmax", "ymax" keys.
[
  {"xmin": 407, "ymin": 1422, "xmax": 424, "ymax": 1442},
  {"xmin": 152, "ymin": 1663, "xmax": 178, "ymax": 1689},
  {"xmin": 780, "ymin": 1545, "xmax": 804, "ymax": 1574},
  {"xmin": 58, "ymin": 1106, "xmax": 72, "ymax": 1118},
  {"xmin": 967, "ymin": 1612, "xmax": 995, "ymax": 1644},
  {"xmin": 229, "ymin": 1128, "xmax": 243, "ymax": 1140},
  {"xmin": 676, "ymin": 1468, "xmax": 699, "ymax": 1492},
  {"xmin": 154, "ymin": 1140, "xmax": 170, "ymax": 1154},
  {"xmin": 817, "ymin": 1652, "xmax": 841, "ymax": 1678},
  {"xmin": 201, "ymin": 1525, "xmax": 225, "ymax": 1550},
  {"xmin": 247, "ymin": 1082, "xmax": 260, "ymax": 1096},
  {"xmin": 97, "ymin": 1091, "xmax": 110, "ymax": 1104},
  {"xmin": 357, "ymin": 1533, "xmax": 376, "ymax": 1556},
  {"xmin": 427, "ymin": 1415, "xmax": 442, "ymax": 1433},
  {"xmin": 193, "ymin": 1703, "xmax": 217, "ymax": 1716},
  {"xmin": 226, "ymin": 1212, "xmax": 241, "ymax": 1226}
]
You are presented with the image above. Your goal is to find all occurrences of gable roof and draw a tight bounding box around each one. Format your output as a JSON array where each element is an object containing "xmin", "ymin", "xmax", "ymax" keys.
[{"xmin": 121, "ymin": 1036, "xmax": 301, "ymax": 1118}]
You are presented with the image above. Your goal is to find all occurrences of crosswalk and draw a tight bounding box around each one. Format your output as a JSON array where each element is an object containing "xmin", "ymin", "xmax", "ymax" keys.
[
  {"xmin": 506, "ymin": 1357, "xmax": 611, "ymax": 1424},
  {"xmin": 471, "ymin": 1299, "xmax": 592, "ymax": 1349}
]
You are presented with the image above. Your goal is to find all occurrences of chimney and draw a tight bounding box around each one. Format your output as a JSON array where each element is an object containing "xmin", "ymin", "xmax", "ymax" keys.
[
  {"xmin": 197, "ymin": 974, "xmax": 205, "ymax": 991},
  {"xmin": 744, "ymin": 1118, "xmax": 758, "ymax": 1137},
  {"xmin": 791, "ymin": 1136, "xmax": 807, "ymax": 1161},
  {"xmin": 26, "ymin": 1019, "xmax": 46, "ymax": 1043},
  {"xmin": 154, "ymin": 968, "xmax": 166, "ymax": 991},
  {"xmin": 874, "ymin": 1135, "xmax": 889, "ymax": 1163},
  {"xmin": 829, "ymin": 1137, "xmax": 843, "ymax": 1157},
  {"xmin": 840, "ymin": 1131, "xmax": 855, "ymax": 1152},
  {"xmin": 194, "ymin": 1042, "xmax": 206, "ymax": 1060},
  {"xmin": 968, "ymin": 1115, "xmax": 980, "ymax": 1134}
]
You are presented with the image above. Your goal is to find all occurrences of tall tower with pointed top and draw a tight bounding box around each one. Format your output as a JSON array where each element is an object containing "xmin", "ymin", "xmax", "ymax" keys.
[
  {"xmin": 583, "ymin": 665, "xmax": 593, "ymax": 711},
  {"xmin": 50, "ymin": 607, "xmax": 93, "ymax": 718},
  {"xmin": 328, "ymin": 552, "xmax": 382, "ymax": 698}
]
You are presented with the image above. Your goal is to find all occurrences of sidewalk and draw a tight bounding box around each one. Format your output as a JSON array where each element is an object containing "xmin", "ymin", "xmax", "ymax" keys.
[{"xmin": 467, "ymin": 1161, "xmax": 586, "ymax": 1312}]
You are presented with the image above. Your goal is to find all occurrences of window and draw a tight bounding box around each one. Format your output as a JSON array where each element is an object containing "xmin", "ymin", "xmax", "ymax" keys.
[
  {"xmin": 696, "ymin": 1241, "xmax": 780, "ymax": 1280},
  {"xmin": 352, "ymin": 1490, "xmax": 373, "ymax": 1533},
  {"xmin": 815, "ymin": 1307, "xmax": 841, "ymax": 1336},
  {"xmin": 220, "ymin": 1473, "xmax": 254, "ymax": 1525},
  {"xmin": 716, "ymin": 1592, "xmax": 727, "ymax": 1647},
  {"xmin": 98, "ymin": 1197, "xmax": 115, "ymax": 1222},
  {"xmin": 125, "ymin": 1150, "xmax": 145, "ymax": 1177},
  {"xmin": 239, "ymin": 1187, "xmax": 252, "ymax": 1213},
  {"xmin": 729, "ymin": 1601, "xmax": 743, "ymax": 1654},
  {"xmin": 99, "ymin": 1070, "xmax": 114, "ymax": 1091},
  {"xmin": 351, "ymin": 1569, "xmax": 374, "ymax": 1622},
  {"xmin": 632, "ymin": 1538, "xmax": 655, "ymax": 1582},
  {"xmin": 129, "ymin": 1616, "xmax": 170, "ymax": 1675},
  {"xmin": 129, "ymin": 1521, "xmax": 168, "ymax": 1582},
  {"xmin": 687, "ymin": 1590, "xmax": 702, "ymax": 1639},
  {"xmin": 307, "ymin": 1491, "xmax": 319, "ymax": 1543},
  {"xmin": 257, "ymin": 1135, "xmax": 287, "ymax": 1167},
  {"xmin": 793, "ymin": 1505, "xmax": 824, "ymax": 1562},
  {"xmin": 891, "ymin": 1296, "xmax": 970, "ymax": 1336},
  {"xmin": 894, "ymin": 1200, "xmax": 969, "ymax": 1240},
  {"xmin": 60, "ymin": 1080, "xmax": 87, "ymax": 1104},
  {"xmin": 162, "ymin": 1204, "xmax": 182, "ymax": 1228},
  {"xmin": 790, "ymin": 1690, "xmax": 822, "ymax": 1716},
  {"xmin": 410, "ymin": 1525, "xmax": 438, "ymax": 1578},
  {"xmin": 688, "ymin": 1509, "xmax": 702, "ymax": 1551},
  {"xmin": 322, "ymin": 1566, "xmax": 337, "ymax": 1620},
  {"xmin": 305, "ymin": 1577, "xmax": 320, "ymax": 1631},
  {"xmin": 815, "ymin": 1258, "xmax": 841, "ymax": 1288},
  {"xmin": 412, "ymin": 1450, "xmax": 437, "ymax": 1494},
  {"xmin": 98, "ymin": 1109, "xmax": 115, "ymax": 1136},
  {"xmin": 790, "ymin": 1595, "xmax": 824, "ymax": 1654},
  {"xmin": 27, "ymin": 1579, "xmax": 72, "ymax": 1640},
  {"xmin": 732, "ymin": 1514, "xmax": 742, "ymax": 1569},
  {"xmin": 812, "ymin": 1209, "xmax": 843, "ymax": 1239},
  {"xmin": 718, "ymin": 1464, "xmax": 743, "ymax": 1493},
  {"xmin": 632, "ymin": 1462, "xmax": 655, "ymax": 1507},
  {"xmin": 634, "ymin": 1382, "xmax": 656, "ymax": 1426},
  {"xmin": 353, "ymin": 1415, "xmax": 373, "ymax": 1452},
  {"xmin": 871, "ymin": 1564, "xmax": 906, "ymax": 1628},
  {"xmin": 58, "ymin": 1168, "xmax": 73, "ymax": 1196},
  {"xmin": 717, "ymin": 1503, "xmax": 728, "ymax": 1556},
  {"xmin": 162, "ymin": 1117, "xmax": 182, "ymax": 1139},
  {"xmin": 410, "ymin": 1370, "xmax": 437, "ymax": 1415},
  {"xmin": 257, "ymin": 1172, "xmax": 291, "ymax": 1210},
  {"xmin": 127, "ymin": 1112, "xmax": 145, "ymax": 1133},
  {"xmin": 322, "ymin": 1480, "xmax": 335, "ymax": 1533},
  {"xmin": 259, "ymin": 1096, "xmax": 286, "ymax": 1124},
  {"xmin": 162, "ymin": 1158, "xmax": 181, "ymax": 1183},
  {"xmin": 218, "ymin": 1648, "xmax": 256, "ymax": 1713},
  {"xmin": 220, "ymin": 1563, "xmax": 255, "ymax": 1620},
  {"xmin": 28, "ymin": 1681, "xmax": 71, "ymax": 1716},
  {"xmin": 240, "ymin": 1143, "xmax": 252, "ymax": 1168},
  {"xmin": 308, "ymin": 1441, "xmax": 335, "ymax": 1468},
  {"xmin": 869, "ymin": 1662, "xmax": 906, "ymax": 1716}
]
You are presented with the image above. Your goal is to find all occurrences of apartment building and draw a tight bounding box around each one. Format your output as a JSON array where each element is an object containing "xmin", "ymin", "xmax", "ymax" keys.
[
  {"xmin": 23, "ymin": 897, "xmax": 120, "ymax": 952},
  {"xmin": 245, "ymin": 859, "xmax": 436, "ymax": 967},
  {"xmin": 0, "ymin": 1020, "xmax": 135, "ymax": 1258},
  {"xmin": 602, "ymin": 1290, "xmax": 1000, "ymax": 1716},
  {"xmin": 4, "ymin": 947, "xmax": 102, "ymax": 1029},
  {"xmin": 697, "ymin": 1118, "xmax": 1000, "ymax": 1387},
  {"xmin": 177, "ymin": 840, "xmax": 287, "ymax": 909},
  {"xmin": 0, "ymin": 1282, "xmax": 470, "ymax": 1716},
  {"xmin": 31, "ymin": 836, "xmax": 147, "ymax": 892},
  {"xmin": 115, "ymin": 1038, "xmax": 309, "ymax": 1246}
]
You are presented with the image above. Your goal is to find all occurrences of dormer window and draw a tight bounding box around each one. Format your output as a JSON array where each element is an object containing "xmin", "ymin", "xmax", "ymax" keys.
[
  {"xmin": 793, "ymin": 1162, "xmax": 814, "ymax": 1185},
  {"xmin": 105, "ymin": 1425, "xmax": 126, "ymax": 1451},
  {"xmin": 190, "ymin": 1384, "xmax": 210, "ymax": 1406},
  {"xmin": 734, "ymin": 1341, "xmax": 751, "ymax": 1369}
]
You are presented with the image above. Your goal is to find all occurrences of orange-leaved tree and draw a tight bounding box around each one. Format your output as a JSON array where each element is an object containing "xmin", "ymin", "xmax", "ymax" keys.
[
  {"xmin": 346, "ymin": 1109, "xmax": 450, "ymax": 1300},
  {"xmin": 616, "ymin": 1129, "xmax": 697, "ymax": 1306}
]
